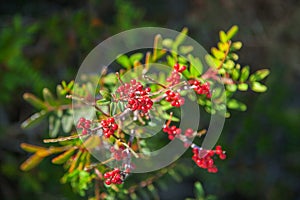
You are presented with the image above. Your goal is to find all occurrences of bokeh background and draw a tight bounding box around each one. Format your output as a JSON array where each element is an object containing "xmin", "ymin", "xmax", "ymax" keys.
[{"xmin": 0, "ymin": 0, "xmax": 299, "ymax": 199}]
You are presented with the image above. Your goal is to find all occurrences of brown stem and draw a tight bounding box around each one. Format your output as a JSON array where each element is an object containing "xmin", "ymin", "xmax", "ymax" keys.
[{"xmin": 95, "ymin": 178, "xmax": 100, "ymax": 200}]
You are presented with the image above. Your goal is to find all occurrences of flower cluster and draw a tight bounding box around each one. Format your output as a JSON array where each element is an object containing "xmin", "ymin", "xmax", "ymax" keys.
[
  {"xmin": 110, "ymin": 145, "xmax": 128, "ymax": 161},
  {"xmin": 104, "ymin": 168, "xmax": 124, "ymax": 185},
  {"xmin": 163, "ymin": 125, "xmax": 181, "ymax": 140},
  {"xmin": 116, "ymin": 80, "xmax": 153, "ymax": 113},
  {"xmin": 166, "ymin": 63, "xmax": 186, "ymax": 85},
  {"xmin": 192, "ymin": 145, "xmax": 226, "ymax": 173},
  {"xmin": 101, "ymin": 117, "xmax": 118, "ymax": 138},
  {"xmin": 76, "ymin": 117, "xmax": 91, "ymax": 135},
  {"xmin": 189, "ymin": 80, "xmax": 211, "ymax": 98},
  {"xmin": 165, "ymin": 90, "xmax": 185, "ymax": 107},
  {"xmin": 184, "ymin": 128, "xmax": 194, "ymax": 138}
]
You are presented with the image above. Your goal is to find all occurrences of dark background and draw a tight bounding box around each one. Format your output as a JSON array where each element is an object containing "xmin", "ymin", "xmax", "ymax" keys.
[{"xmin": 0, "ymin": 0, "xmax": 299, "ymax": 199}]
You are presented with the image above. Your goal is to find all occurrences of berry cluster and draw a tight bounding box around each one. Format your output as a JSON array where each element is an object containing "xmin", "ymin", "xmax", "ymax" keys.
[
  {"xmin": 101, "ymin": 117, "xmax": 118, "ymax": 138},
  {"xmin": 189, "ymin": 80, "xmax": 211, "ymax": 98},
  {"xmin": 166, "ymin": 63, "xmax": 187, "ymax": 85},
  {"xmin": 192, "ymin": 145, "xmax": 226, "ymax": 173},
  {"xmin": 163, "ymin": 125, "xmax": 181, "ymax": 140},
  {"xmin": 104, "ymin": 168, "xmax": 124, "ymax": 185},
  {"xmin": 184, "ymin": 128, "xmax": 194, "ymax": 138},
  {"xmin": 165, "ymin": 90, "xmax": 185, "ymax": 107},
  {"xmin": 173, "ymin": 63, "xmax": 187, "ymax": 73},
  {"xmin": 116, "ymin": 80, "xmax": 139, "ymax": 98},
  {"xmin": 110, "ymin": 145, "xmax": 128, "ymax": 161},
  {"xmin": 76, "ymin": 117, "xmax": 91, "ymax": 135},
  {"xmin": 116, "ymin": 80, "xmax": 153, "ymax": 113}
]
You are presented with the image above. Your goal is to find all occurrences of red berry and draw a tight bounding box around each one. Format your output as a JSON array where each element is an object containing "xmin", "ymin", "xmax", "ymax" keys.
[
  {"xmin": 105, "ymin": 179, "xmax": 111, "ymax": 185},
  {"xmin": 219, "ymin": 153, "xmax": 226, "ymax": 160}
]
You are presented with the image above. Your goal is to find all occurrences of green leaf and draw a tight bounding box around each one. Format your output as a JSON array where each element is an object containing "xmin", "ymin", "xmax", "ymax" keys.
[
  {"xmin": 23, "ymin": 93, "xmax": 47, "ymax": 110},
  {"xmin": 43, "ymin": 88, "xmax": 56, "ymax": 106},
  {"xmin": 227, "ymin": 99, "xmax": 247, "ymax": 111},
  {"xmin": 240, "ymin": 66, "xmax": 250, "ymax": 82},
  {"xmin": 223, "ymin": 60, "xmax": 235, "ymax": 69},
  {"xmin": 49, "ymin": 115, "xmax": 61, "ymax": 138},
  {"xmin": 238, "ymin": 83, "xmax": 248, "ymax": 91},
  {"xmin": 116, "ymin": 54, "xmax": 131, "ymax": 69},
  {"xmin": 61, "ymin": 114, "xmax": 73, "ymax": 133},
  {"xmin": 56, "ymin": 85, "xmax": 66, "ymax": 99},
  {"xmin": 103, "ymin": 73, "xmax": 117, "ymax": 85},
  {"xmin": 162, "ymin": 112, "xmax": 180, "ymax": 122},
  {"xmin": 219, "ymin": 31, "xmax": 227, "ymax": 43},
  {"xmin": 249, "ymin": 69, "xmax": 270, "ymax": 82},
  {"xmin": 21, "ymin": 110, "xmax": 48, "ymax": 129},
  {"xmin": 251, "ymin": 82, "xmax": 268, "ymax": 92},
  {"xmin": 166, "ymin": 55, "xmax": 175, "ymax": 67},
  {"xmin": 110, "ymin": 102, "xmax": 117, "ymax": 116},
  {"xmin": 206, "ymin": 195, "xmax": 218, "ymax": 200},
  {"xmin": 168, "ymin": 169, "xmax": 182, "ymax": 182},
  {"xmin": 226, "ymin": 25, "xmax": 239, "ymax": 40},
  {"xmin": 194, "ymin": 182, "xmax": 205, "ymax": 198},
  {"xmin": 99, "ymin": 89, "xmax": 111, "ymax": 100},
  {"xmin": 188, "ymin": 54, "xmax": 202, "ymax": 76},
  {"xmin": 129, "ymin": 53, "xmax": 143, "ymax": 64},
  {"xmin": 147, "ymin": 184, "xmax": 159, "ymax": 199},
  {"xmin": 96, "ymin": 99, "xmax": 110, "ymax": 106},
  {"xmin": 232, "ymin": 68, "xmax": 240, "ymax": 80},
  {"xmin": 229, "ymin": 53, "xmax": 239, "ymax": 61},
  {"xmin": 180, "ymin": 45, "xmax": 194, "ymax": 54},
  {"xmin": 231, "ymin": 41, "xmax": 242, "ymax": 50},
  {"xmin": 205, "ymin": 54, "xmax": 219, "ymax": 68},
  {"xmin": 130, "ymin": 193, "xmax": 138, "ymax": 200},
  {"xmin": 226, "ymin": 84, "xmax": 237, "ymax": 92},
  {"xmin": 173, "ymin": 27, "xmax": 188, "ymax": 48},
  {"xmin": 162, "ymin": 38, "xmax": 173, "ymax": 48}
]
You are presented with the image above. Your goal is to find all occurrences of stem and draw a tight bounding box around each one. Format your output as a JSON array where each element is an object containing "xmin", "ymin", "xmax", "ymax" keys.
[
  {"xmin": 43, "ymin": 134, "xmax": 87, "ymax": 143},
  {"xmin": 67, "ymin": 94, "xmax": 110, "ymax": 117},
  {"xmin": 143, "ymin": 74, "xmax": 166, "ymax": 88},
  {"xmin": 84, "ymin": 157, "xmax": 115, "ymax": 171},
  {"xmin": 116, "ymin": 72, "xmax": 124, "ymax": 85},
  {"xmin": 95, "ymin": 179, "xmax": 100, "ymax": 200},
  {"xmin": 217, "ymin": 41, "xmax": 231, "ymax": 69}
]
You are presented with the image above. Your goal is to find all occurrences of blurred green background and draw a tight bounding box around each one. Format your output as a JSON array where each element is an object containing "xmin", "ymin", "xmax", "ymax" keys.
[{"xmin": 0, "ymin": 0, "xmax": 299, "ymax": 199}]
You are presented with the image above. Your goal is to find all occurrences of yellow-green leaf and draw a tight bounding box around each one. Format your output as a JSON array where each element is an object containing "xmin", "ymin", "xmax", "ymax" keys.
[
  {"xmin": 20, "ymin": 154, "xmax": 44, "ymax": 171},
  {"xmin": 240, "ymin": 66, "xmax": 250, "ymax": 82},
  {"xmin": 179, "ymin": 45, "xmax": 194, "ymax": 54},
  {"xmin": 227, "ymin": 99, "xmax": 247, "ymax": 111},
  {"xmin": 226, "ymin": 25, "xmax": 239, "ymax": 40},
  {"xmin": 162, "ymin": 38, "xmax": 173, "ymax": 48},
  {"xmin": 249, "ymin": 69, "xmax": 270, "ymax": 82},
  {"xmin": 231, "ymin": 41, "xmax": 242, "ymax": 50},
  {"xmin": 116, "ymin": 54, "xmax": 131, "ymax": 69},
  {"xmin": 20, "ymin": 143, "xmax": 47, "ymax": 153},
  {"xmin": 251, "ymin": 82, "xmax": 268, "ymax": 92},
  {"xmin": 52, "ymin": 147, "xmax": 76, "ymax": 164},
  {"xmin": 211, "ymin": 47, "xmax": 225, "ymax": 59},
  {"xmin": 219, "ymin": 31, "xmax": 227, "ymax": 43},
  {"xmin": 238, "ymin": 83, "xmax": 248, "ymax": 91},
  {"xmin": 130, "ymin": 53, "xmax": 143, "ymax": 64}
]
